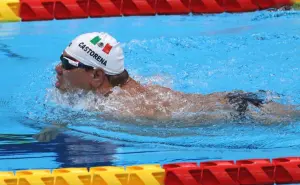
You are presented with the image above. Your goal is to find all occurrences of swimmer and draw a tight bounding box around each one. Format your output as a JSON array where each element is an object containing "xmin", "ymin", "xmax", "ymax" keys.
[
  {"xmin": 54, "ymin": 32, "xmax": 300, "ymax": 125},
  {"xmin": 35, "ymin": 32, "xmax": 300, "ymax": 142}
]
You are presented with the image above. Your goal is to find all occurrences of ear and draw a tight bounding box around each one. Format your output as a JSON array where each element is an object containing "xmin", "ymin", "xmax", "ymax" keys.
[{"xmin": 90, "ymin": 69, "xmax": 105, "ymax": 88}]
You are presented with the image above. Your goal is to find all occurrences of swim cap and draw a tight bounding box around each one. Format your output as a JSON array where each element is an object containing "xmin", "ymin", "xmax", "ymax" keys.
[{"xmin": 64, "ymin": 32, "xmax": 124, "ymax": 75}]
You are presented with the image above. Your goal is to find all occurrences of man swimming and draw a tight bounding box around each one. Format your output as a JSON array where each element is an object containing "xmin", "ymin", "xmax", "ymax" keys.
[{"xmin": 55, "ymin": 32, "xmax": 300, "ymax": 125}]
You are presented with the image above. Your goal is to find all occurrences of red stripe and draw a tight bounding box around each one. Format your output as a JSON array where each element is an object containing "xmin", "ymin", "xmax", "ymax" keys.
[{"xmin": 103, "ymin": 43, "xmax": 112, "ymax": 54}]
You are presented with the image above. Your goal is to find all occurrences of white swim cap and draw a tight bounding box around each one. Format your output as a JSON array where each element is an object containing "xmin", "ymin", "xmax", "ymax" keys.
[{"xmin": 64, "ymin": 32, "xmax": 124, "ymax": 75}]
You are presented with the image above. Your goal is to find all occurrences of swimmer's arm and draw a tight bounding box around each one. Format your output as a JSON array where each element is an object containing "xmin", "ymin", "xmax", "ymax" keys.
[
  {"xmin": 99, "ymin": 102, "xmax": 173, "ymax": 123},
  {"xmin": 259, "ymin": 102, "xmax": 300, "ymax": 117},
  {"xmin": 246, "ymin": 102, "xmax": 300, "ymax": 124}
]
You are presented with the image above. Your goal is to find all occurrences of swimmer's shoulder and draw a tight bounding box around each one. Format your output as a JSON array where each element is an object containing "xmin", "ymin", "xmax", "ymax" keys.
[{"xmin": 145, "ymin": 84, "xmax": 184, "ymax": 95}]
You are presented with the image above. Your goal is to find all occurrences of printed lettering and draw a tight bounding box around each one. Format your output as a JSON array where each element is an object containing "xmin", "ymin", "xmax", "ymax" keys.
[
  {"xmin": 77, "ymin": 42, "xmax": 107, "ymax": 66},
  {"xmin": 94, "ymin": 53, "xmax": 98, "ymax": 60},
  {"xmin": 90, "ymin": 51, "xmax": 95, "ymax": 56}
]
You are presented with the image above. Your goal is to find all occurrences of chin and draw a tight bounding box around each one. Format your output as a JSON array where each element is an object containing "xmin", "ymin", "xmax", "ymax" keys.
[{"xmin": 55, "ymin": 81, "xmax": 67, "ymax": 92}]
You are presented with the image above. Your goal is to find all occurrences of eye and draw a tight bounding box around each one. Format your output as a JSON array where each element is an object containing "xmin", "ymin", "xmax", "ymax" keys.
[{"xmin": 62, "ymin": 63, "xmax": 75, "ymax": 70}]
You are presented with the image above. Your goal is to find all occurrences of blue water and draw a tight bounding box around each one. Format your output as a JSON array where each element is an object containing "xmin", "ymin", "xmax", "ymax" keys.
[{"xmin": 0, "ymin": 10, "xmax": 300, "ymax": 171}]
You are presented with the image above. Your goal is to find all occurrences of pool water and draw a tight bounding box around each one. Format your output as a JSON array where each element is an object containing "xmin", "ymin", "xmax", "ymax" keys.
[{"xmin": 0, "ymin": 10, "xmax": 300, "ymax": 171}]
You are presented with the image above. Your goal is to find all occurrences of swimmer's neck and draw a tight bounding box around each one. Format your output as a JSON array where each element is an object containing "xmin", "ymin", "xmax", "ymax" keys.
[
  {"xmin": 120, "ymin": 77, "xmax": 147, "ymax": 94},
  {"xmin": 95, "ymin": 77, "xmax": 146, "ymax": 96}
]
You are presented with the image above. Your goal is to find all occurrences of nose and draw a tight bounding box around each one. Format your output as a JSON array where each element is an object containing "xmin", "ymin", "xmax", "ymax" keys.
[{"xmin": 55, "ymin": 64, "xmax": 63, "ymax": 75}]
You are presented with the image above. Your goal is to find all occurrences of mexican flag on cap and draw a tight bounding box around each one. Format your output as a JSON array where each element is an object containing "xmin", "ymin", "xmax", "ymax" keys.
[{"xmin": 90, "ymin": 36, "xmax": 112, "ymax": 54}]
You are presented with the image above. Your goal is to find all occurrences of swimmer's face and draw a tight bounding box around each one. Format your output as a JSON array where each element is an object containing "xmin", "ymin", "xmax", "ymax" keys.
[
  {"xmin": 55, "ymin": 52, "xmax": 105, "ymax": 92},
  {"xmin": 55, "ymin": 64, "xmax": 94, "ymax": 91}
]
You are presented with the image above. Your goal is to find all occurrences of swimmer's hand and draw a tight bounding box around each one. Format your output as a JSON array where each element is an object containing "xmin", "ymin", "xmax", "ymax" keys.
[
  {"xmin": 33, "ymin": 127, "xmax": 59, "ymax": 142},
  {"xmin": 33, "ymin": 123, "xmax": 67, "ymax": 142}
]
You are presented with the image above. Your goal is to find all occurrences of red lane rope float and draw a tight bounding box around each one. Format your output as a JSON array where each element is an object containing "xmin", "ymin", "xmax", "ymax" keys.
[
  {"xmin": 236, "ymin": 159, "xmax": 274, "ymax": 185},
  {"xmin": 222, "ymin": 0, "xmax": 259, "ymax": 13},
  {"xmin": 256, "ymin": 0, "xmax": 293, "ymax": 9},
  {"xmin": 273, "ymin": 157, "xmax": 300, "ymax": 184},
  {"xmin": 155, "ymin": 0, "xmax": 190, "ymax": 15},
  {"xmin": 190, "ymin": 0, "xmax": 224, "ymax": 14},
  {"xmin": 18, "ymin": 0, "xmax": 294, "ymax": 21},
  {"xmin": 163, "ymin": 157, "xmax": 300, "ymax": 185},
  {"xmin": 164, "ymin": 162, "xmax": 201, "ymax": 185},
  {"xmin": 122, "ymin": 0, "xmax": 156, "ymax": 16},
  {"xmin": 89, "ymin": 0, "xmax": 122, "ymax": 17},
  {"xmin": 201, "ymin": 160, "xmax": 239, "ymax": 185},
  {"xmin": 20, "ymin": 0, "xmax": 55, "ymax": 21},
  {"xmin": 54, "ymin": 0, "xmax": 89, "ymax": 19}
]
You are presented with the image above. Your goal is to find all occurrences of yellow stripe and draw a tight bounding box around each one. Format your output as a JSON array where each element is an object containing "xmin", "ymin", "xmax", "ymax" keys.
[
  {"xmin": 15, "ymin": 170, "xmax": 53, "ymax": 185},
  {"xmin": 90, "ymin": 166, "xmax": 128, "ymax": 185},
  {"xmin": 52, "ymin": 168, "xmax": 91, "ymax": 185},
  {"xmin": 0, "ymin": 164, "xmax": 165, "ymax": 185},
  {"xmin": 0, "ymin": 172, "xmax": 17, "ymax": 185},
  {"xmin": 0, "ymin": 0, "xmax": 21, "ymax": 22},
  {"xmin": 126, "ymin": 164, "xmax": 165, "ymax": 185}
]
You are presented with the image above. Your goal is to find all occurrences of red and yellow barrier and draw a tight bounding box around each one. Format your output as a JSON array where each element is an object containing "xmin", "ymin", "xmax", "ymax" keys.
[
  {"xmin": 0, "ymin": 0, "xmax": 297, "ymax": 22},
  {"xmin": 1, "ymin": 157, "xmax": 300, "ymax": 185}
]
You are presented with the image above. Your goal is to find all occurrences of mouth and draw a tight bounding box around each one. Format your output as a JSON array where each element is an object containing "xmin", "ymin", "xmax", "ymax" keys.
[
  {"xmin": 55, "ymin": 81, "xmax": 61, "ymax": 88},
  {"xmin": 55, "ymin": 81, "xmax": 68, "ymax": 92},
  {"xmin": 55, "ymin": 75, "xmax": 61, "ymax": 88}
]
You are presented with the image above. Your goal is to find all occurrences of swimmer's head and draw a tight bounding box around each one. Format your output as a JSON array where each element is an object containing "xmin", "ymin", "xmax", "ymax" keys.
[{"xmin": 55, "ymin": 32, "xmax": 129, "ymax": 94}]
